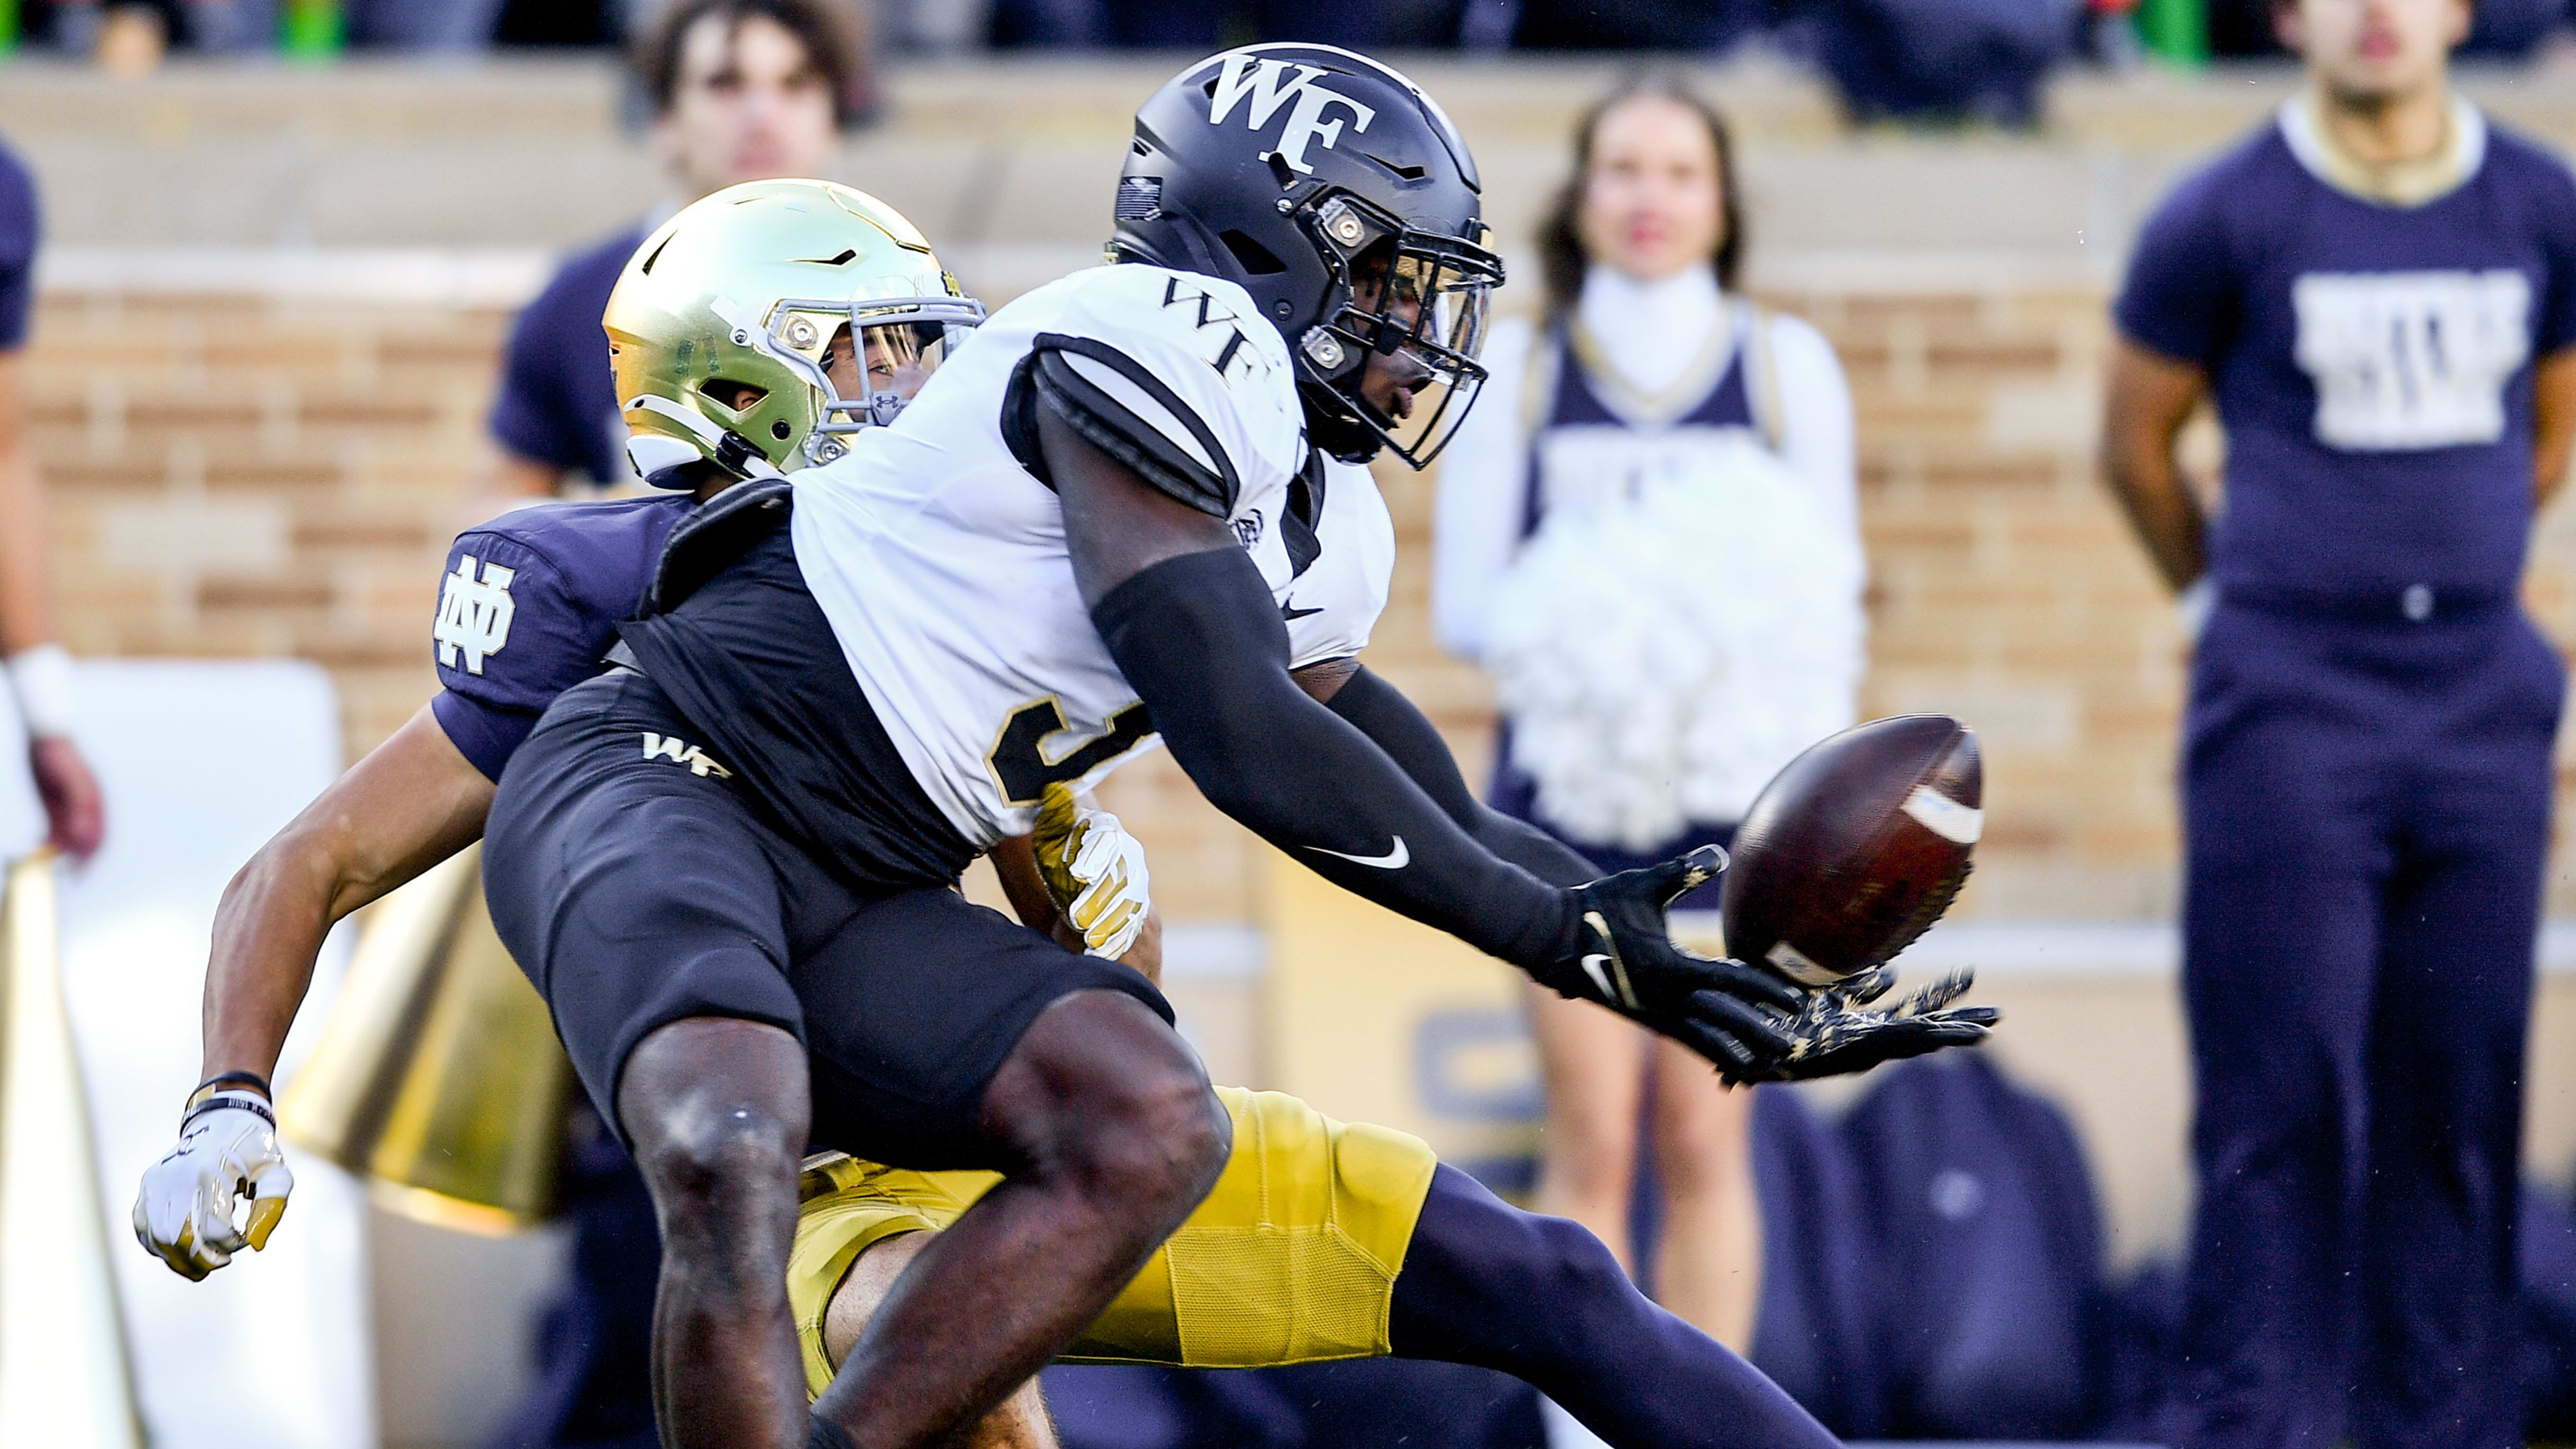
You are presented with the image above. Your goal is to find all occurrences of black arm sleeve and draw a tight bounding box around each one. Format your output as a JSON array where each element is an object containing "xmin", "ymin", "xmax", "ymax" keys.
[
  {"xmin": 1321, "ymin": 665, "xmax": 1604, "ymax": 890},
  {"xmin": 1093, "ymin": 548, "xmax": 1578, "ymax": 970}
]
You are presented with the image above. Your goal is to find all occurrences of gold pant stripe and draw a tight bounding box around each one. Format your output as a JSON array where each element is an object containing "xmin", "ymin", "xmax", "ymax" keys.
[{"xmin": 788, "ymin": 1085, "xmax": 1439, "ymax": 1400}]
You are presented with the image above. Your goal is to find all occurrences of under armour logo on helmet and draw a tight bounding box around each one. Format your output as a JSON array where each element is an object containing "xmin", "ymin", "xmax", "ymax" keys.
[{"xmin": 1206, "ymin": 55, "xmax": 1375, "ymax": 176}]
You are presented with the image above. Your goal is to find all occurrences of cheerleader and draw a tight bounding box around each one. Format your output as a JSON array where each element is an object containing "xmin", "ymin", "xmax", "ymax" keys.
[{"xmin": 1431, "ymin": 71, "xmax": 1865, "ymax": 1416}]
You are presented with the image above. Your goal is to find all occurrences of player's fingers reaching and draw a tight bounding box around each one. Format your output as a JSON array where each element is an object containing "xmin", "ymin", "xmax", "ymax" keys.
[
  {"xmin": 1670, "ymin": 1015, "xmax": 1761, "ymax": 1074},
  {"xmin": 1832, "ymin": 964, "xmax": 1898, "ymax": 1007},
  {"xmin": 1641, "ymin": 843, "xmax": 1729, "ymax": 908},
  {"xmin": 1885, "ymin": 967, "xmax": 1975, "ymax": 1017},
  {"xmin": 1688, "ymin": 983, "xmax": 1794, "ymax": 1045},
  {"xmin": 1751, "ymin": 996, "xmax": 2001, "ymax": 1082}
]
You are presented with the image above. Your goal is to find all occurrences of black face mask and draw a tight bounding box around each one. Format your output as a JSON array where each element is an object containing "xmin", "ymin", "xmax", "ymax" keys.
[{"xmin": 1285, "ymin": 195, "xmax": 1504, "ymax": 469}]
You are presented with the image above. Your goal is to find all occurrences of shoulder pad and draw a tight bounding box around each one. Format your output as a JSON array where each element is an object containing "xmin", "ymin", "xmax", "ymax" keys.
[
  {"xmin": 641, "ymin": 480, "xmax": 792, "ymax": 617},
  {"xmin": 1028, "ymin": 333, "xmax": 1239, "ymax": 517}
]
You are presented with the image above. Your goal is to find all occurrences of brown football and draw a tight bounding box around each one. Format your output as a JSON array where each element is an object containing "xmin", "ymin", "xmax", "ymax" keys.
[{"xmin": 1718, "ymin": 715, "xmax": 1982, "ymax": 985}]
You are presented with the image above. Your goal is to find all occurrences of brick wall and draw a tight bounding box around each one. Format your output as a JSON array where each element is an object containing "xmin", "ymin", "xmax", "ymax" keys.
[
  {"xmin": 27, "ymin": 290, "xmax": 510, "ymax": 755},
  {"xmin": 37, "ymin": 271, "xmax": 2574, "ymax": 923}
]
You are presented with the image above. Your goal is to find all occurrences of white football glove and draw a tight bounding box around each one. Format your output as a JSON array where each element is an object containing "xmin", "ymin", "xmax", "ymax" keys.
[
  {"xmin": 1033, "ymin": 783, "xmax": 1152, "ymax": 961},
  {"xmin": 133, "ymin": 1087, "xmax": 294, "ymax": 1281}
]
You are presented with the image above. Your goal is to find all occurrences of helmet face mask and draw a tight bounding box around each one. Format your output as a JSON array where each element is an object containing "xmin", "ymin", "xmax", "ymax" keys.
[
  {"xmin": 763, "ymin": 294, "xmax": 983, "ymax": 462},
  {"xmin": 606, "ymin": 179, "xmax": 985, "ymax": 489},
  {"xmin": 1286, "ymin": 193, "xmax": 1502, "ymax": 468},
  {"xmin": 1113, "ymin": 44, "xmax": 1505, "ymax": 471}
]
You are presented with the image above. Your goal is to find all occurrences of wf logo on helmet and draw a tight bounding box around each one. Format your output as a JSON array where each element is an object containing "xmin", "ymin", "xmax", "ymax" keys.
[{"xmin": 1206, "ymin": 56, "xmax": 1375, "ymax": 175}]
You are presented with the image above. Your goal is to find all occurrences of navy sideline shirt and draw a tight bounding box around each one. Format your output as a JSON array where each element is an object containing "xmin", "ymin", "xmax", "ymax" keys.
[
  {"xmin": 488, "ymin": 222, "xmax": 651, "ymax": 488},
  {"xmin": 0, "ymin": 138, "xmax": 38, "ymax": 351},
  {"xmin": 2115, "ymin": 101, "xmax": 2576, "ymax": 600},
  {"xmin": 430, "ymin": 493, "xmax": 695, "ymax": 779}
]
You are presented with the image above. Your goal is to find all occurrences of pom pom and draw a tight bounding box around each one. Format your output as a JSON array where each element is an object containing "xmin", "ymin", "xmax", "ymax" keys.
[{"xmin": 1484, "ymin": 434, "xmax": 1866, "ymax": 852}]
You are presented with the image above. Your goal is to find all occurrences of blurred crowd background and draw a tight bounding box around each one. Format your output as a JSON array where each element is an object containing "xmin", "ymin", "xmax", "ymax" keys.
[
  {"xmin": 12, "ymin": 0, "xmax": 2576, "ymax": 124},
  {"xmin": 16, "ymin": 1, "xmax": 2576, "ymax": 1447}
]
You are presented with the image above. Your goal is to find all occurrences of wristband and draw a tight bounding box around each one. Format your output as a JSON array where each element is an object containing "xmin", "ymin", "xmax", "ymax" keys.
[
  {"xmin": 5, "ymin": 644, "xmax": 75, "ymax": 739},
  {"xmin": 180, "ymin": 1089, "xmax": 276, "ymax": 1134},
  {"xmin": 186, "ymin": 1070, "xmax": 273, "ymax": 1111}
]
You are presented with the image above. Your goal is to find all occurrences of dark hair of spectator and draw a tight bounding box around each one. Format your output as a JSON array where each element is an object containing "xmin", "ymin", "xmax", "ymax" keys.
[
  {"xmin": 633, "ymin": 0, "xmax": 873, "ymax": 130},
  {"xmin": 1538, "ymin": 73, "xmax": 1743, "ymax": 319}
]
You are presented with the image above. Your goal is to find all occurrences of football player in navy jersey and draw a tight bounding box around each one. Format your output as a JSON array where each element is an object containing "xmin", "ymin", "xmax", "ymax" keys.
[
  {"xmin": 2103, "ymin": 0, "xmax": 2576, "ymax": 1440},
  {"xmin": 484, "ymin": 0, "xmax": 867, "ymax": 500},
  {"xmin": 464, "ymin": 46, "xmax": 1988, "ymax": 1449}
]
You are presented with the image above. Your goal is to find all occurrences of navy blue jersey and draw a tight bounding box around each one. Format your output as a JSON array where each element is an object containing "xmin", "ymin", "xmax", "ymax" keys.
[
  {"xmin": 2116, "ymin": 102, "xmax": 2576, "ymax": 599},
  {"xmin": 430, "ymin": 494, "xmax": 695, "ymax": 780},
  {"xmin": 0, "ymin": 137, "xmax": 37, "ymax": 351},
  {"xmin": 488, "ymin": 222, "xmax": 650, "ymax": 488}
]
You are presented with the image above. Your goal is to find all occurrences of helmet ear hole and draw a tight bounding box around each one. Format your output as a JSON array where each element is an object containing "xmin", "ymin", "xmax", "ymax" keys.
[
  {"xmin": 704, "ymin": 379, "xmax": 769, "ymax": 413},
  {"xmin": 771, "ymin": 420, "xmax": 793, "ymax": 440},
  {"xmin": 1219, "ymin": 230, "xmax": 1289, "ymax": 276}
]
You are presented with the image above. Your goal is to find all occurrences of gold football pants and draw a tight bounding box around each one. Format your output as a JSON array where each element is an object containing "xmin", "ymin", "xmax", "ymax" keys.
[{"xmin": 788, "ymin": 1085, "xmax": 1439, "ymax": 1399}]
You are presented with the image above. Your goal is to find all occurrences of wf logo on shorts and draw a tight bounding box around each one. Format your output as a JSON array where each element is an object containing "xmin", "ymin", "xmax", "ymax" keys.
[
  {"xmin": 642, "ymin": 732, "xmax": 733, "ymax": 779},
  {"xmin": 1206, "ymin": 55, "xmax": 1374, "ymax": 175},
  {"xmin": 2293, "ymin": 269, "xmax": 2532, "ymax": 449},
  {"xmin": 434, "ymin": 554, "xmax": 517, "ymax": 674}
]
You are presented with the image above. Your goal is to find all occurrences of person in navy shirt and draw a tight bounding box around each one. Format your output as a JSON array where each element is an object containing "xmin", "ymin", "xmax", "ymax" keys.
[
  {"xmin": 482, "ymin": 0, "xmax": 867, "ymax": 499},
  {"xmin": 0, "ymin": 136, "xmax": 105, "ymax": 862},
  {"xmin": 2103, "ymin": 0, "xmax": 2576, "ymax": 1439}
]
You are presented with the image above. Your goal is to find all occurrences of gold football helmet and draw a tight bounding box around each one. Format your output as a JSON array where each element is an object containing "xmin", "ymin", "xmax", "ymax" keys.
[{"xmin": 606, "ymin": 178, "xmax": 984, "ymax": 488}]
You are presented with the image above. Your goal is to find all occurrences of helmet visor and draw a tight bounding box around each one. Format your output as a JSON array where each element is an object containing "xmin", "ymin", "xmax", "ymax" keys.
[
  {"xmin": 1332, "ymin": 235, "xmax": 1502, "ymax": 467},
  {"xmin": 765, "ymin": 291, "xmax": 987, "ymax": 452}
]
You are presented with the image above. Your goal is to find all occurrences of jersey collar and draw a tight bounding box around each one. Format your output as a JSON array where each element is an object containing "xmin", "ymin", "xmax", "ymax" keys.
[{"xmin": 2279, "ymin": 88, "xmax": 2486, "ymax": 208}]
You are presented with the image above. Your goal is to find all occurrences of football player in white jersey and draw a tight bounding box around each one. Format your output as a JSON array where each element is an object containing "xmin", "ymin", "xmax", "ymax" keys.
[{"xmin": 481, "ymin": 46, "xmax": 1992, "ymax": 1449}]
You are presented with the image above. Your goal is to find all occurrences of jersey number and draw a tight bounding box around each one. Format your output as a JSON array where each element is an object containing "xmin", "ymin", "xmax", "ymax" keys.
[{"xmin": 988, "ymin": 698, "xmax": 1157, "ymax": 807}]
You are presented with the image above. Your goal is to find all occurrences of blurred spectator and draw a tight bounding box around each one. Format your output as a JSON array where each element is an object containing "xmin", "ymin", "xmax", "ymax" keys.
[
  {"xmin": 1431, "ymin": 71, "xmax": 1861, "ymax": 1449},
  {"xmin": 2102, "ymin": 0, "xmax": 2576, "ymax": 1443},
  {"xmin": 987, "ymin": 0, "xmax": 1464, "ymax": 49},
  {"xmin": 482, "ymin": 0, "xmax": 867, "ymax": 499},
  {"xmin": 1510, "ymin": 0, "xmax": 1769, "ymax": 51},
  {"xmin": 348, "ymin": 0, "xmax": 509, "ymax": 50},
  {"xmin": 0, "ymin": 136, "xmax": 107, "ymax": 863},
  {"xmin": 1794, "ymin": 0, "xmax": 2075, "ymax": 124}
]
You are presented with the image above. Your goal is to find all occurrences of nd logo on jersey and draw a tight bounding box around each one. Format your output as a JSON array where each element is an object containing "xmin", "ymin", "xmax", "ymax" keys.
[
  {"xmin": 2293, "ymin": 268, "xmax": 2532, "ymax": 450},
  {"xmin": 1207, "ymin": 55, "xmax": 1374, "ymax": 175},
  {"xmin": 434, "ymin": 554, "xmax": 517, "ymax": 674}
]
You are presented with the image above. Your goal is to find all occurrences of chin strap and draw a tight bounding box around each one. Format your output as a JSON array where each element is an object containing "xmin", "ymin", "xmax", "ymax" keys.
[{"xmin": 625, "ymin": 394, "xmax": 791, "ymax": 490}]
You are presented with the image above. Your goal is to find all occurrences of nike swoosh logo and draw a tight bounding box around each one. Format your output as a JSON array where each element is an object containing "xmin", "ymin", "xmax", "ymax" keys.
[
  {"xmin": 1305, "ymin": 837, "xmax": 1409, "ymax": 869},
  {"xmin": 1580, "ymin": 953, "xmax": 1616, "ymax": 1001},
  {"xmin": 1281, "ymin": 602, "xmax": 1323, "ymax": 620}
]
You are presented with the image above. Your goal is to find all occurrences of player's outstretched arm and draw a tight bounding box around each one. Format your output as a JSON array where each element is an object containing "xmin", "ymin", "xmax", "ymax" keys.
[
  {"xmin": 1308, "ymin": 662, "xmax": 1599, "ymax": 889},
  {"xmin": 1042, "ymin": 402, "xmax": 1800, "ymax": 1076},
  {"xmin": 135, "ymin": 703, "xmax": 493, "ymax": 1280}
]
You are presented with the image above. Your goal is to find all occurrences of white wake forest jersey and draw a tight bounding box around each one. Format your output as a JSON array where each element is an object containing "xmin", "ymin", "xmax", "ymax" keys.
[{"xmin": 791, "ymin": 263, "xmax": 1394, "ymax": 848}]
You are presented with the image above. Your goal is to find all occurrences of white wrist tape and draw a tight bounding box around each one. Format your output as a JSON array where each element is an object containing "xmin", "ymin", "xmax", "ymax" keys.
[{"xmin": 6, "ymin": 644, "xmax": 76, "ymax": 739}]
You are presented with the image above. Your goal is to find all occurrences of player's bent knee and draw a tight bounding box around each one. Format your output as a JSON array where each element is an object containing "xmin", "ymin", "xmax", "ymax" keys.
[
  {"xmin": 1466, "ymin": 1211, "xmax": 1633, "ymax": 1349},
  {"xmin": 621, "ymin": 1020, "xmax": 809, "ymax": 1212},
  {"xmin": 997, "ymin": 991, "xmax": 1228, "ymax": 1210},
  {"xmin": 1084, "ymin": 1068, "xmax": 1230, "ymax": 1209}
]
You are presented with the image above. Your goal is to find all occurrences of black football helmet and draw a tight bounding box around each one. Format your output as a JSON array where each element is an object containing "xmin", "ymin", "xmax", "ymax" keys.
[{"xmin": 1111, "ymin": 44, "xmax": 1505, "ymax": 468}]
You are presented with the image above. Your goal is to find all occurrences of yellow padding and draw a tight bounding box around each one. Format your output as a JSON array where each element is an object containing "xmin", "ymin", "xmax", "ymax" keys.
[{"xmin": 787, "ymin": 1086, "xmax": 1439, "ymax": 1399}]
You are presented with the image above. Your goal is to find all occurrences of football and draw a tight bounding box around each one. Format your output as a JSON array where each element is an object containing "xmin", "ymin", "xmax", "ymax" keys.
[{"xmin": 1718, "ymin": 715, "xmax": 1983, "ymax": 985}]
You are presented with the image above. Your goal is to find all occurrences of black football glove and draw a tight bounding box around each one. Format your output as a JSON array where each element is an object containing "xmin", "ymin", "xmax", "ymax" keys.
[
  {"xmin": 1733, "ymin": 965, "xmax": 2000, "ymax": 1083},
  {"xmin": 1534, "ymin": 846, "xmax": 1805, "ymax": 1077}
]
